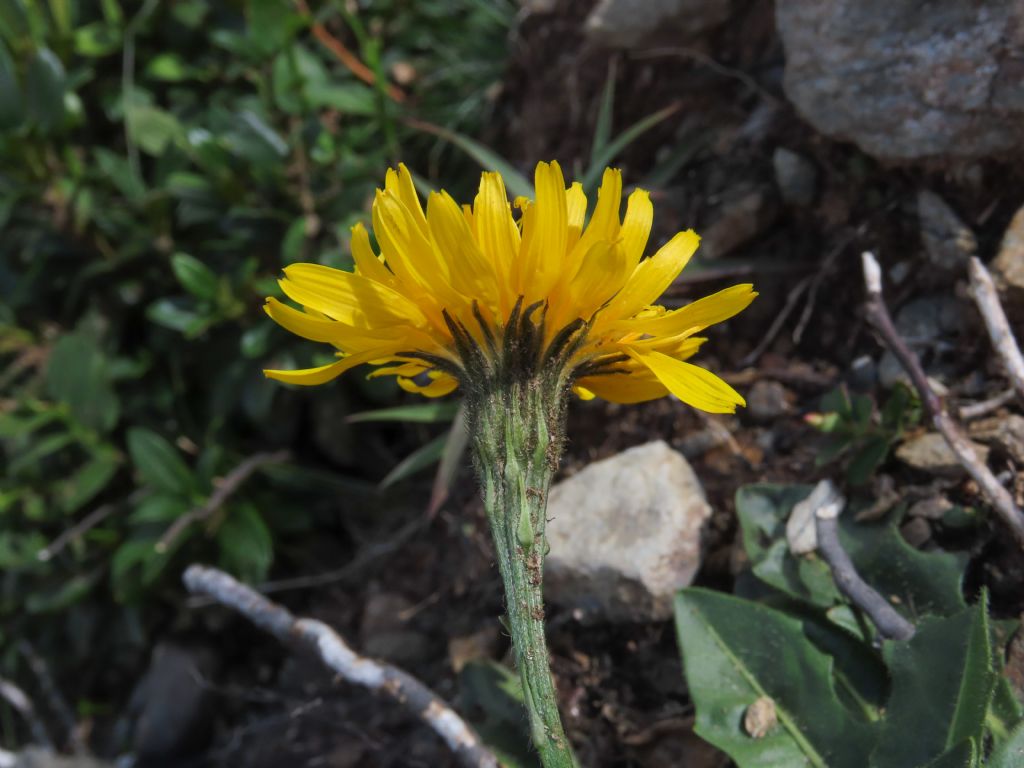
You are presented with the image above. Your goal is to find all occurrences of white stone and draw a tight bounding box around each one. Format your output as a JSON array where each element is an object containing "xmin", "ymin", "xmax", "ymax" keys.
[{"xmin": 544, "ymin": 441, "xmax": 712, "ymax": 623}]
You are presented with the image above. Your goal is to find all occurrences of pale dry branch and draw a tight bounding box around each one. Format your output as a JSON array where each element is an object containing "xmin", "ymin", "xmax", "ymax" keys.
[
  {"xmin": 861, "ymin": 251, "xmax": 1024, "ymax": 547},
  {"xmin": 968, "ymin": 256, "xmax": 1024, "ymax": 406},
  {"xmin": 0, "ymin": 676, "xmax": 52, "ymax": 749},
  {"xmin": 183, "ymin": 565, "xmax": 498, "ymax": 768},
  {"xmin": 959, "ymin": 388, "xmax": 1015, "ymax": 421}
]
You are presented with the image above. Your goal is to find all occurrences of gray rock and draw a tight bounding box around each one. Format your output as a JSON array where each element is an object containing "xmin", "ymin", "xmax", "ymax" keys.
[
  {"xmin": 746, "ymin": 380, "xmax": 790, "ymax": 422},
  {"xmin": 969, "ymin": 414, "xmax": 1024, "ymax": 465},
  {"xmin": 772, "ymin": 148, "xmax": 817, "ymax": 207},
  {"xmin": 917, "ymin": 190, "xmax": 977, "ymax": 271},
  {"xmin": 544, "ymin": 441, "xmax": 712, "ymax": 623},
  {"xmin": 360, "ymin": 591, "xmax": 432, "ymax": 665},
  {"xmin": 700, "ymin": 187, "xmax": 780, "ymax": 259},
  {"xmin": 900, "ymin": 517, "xmax": 932, "ymax": 548},
  {"xmin": 895, "ymin": 432, "xmax": 989, "ymax": 477},
  {"xmin": 776, "ymin": 0, "xmax": 1024, "ymax": 160},
  {"xmin": 878, "ymin": 294, "xmax": 968, "ymax": 388},
  {"xmin": 992, "ymin": 205, "xmax": 1024, "ymax": 315},
  {"xmin": 585, "ymin": 0, "xmax": 731, "ymax": 49}
]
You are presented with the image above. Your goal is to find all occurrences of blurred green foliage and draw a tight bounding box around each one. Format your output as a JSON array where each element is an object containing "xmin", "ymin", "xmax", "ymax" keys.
[{"xmin": 0, "ymin": 0, "xmax": 512, "ymax": 663}]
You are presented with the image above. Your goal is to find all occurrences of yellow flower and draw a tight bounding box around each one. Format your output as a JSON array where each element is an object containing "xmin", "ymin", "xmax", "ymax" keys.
[{"xmin": 264, "ymin": 161, "xmax": 756, "ymax": 413}]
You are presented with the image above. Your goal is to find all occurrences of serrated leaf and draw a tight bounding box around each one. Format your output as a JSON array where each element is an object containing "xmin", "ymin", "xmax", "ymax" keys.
[
  {"xmin": 346, "ymin": 402, "xmax": 460, "ymax": 424},
  {"xmin": 126, "ymin": 428, "xmax": 194, "ymax": 496},
  {"xmin": 675, "ymin": 588, "xmax": 876, "ymax": 768},
  {"xmin": 870, "ymin": 598, "xmax": 995, "ymax": 768},
  {"xmin": 171, "ymin": 252, "xmax": 219, "ymax": 301}
]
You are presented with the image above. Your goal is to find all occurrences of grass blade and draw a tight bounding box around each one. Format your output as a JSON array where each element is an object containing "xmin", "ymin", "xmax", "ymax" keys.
[{"xmin": 581, "ymin": 101, "xmax": 681, "ymax": 193}]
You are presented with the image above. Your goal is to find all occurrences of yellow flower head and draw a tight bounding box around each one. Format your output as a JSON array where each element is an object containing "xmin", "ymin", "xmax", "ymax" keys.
[{"xmin": 264, "ymin": 162, "xmax": 756, "ymax": 413}]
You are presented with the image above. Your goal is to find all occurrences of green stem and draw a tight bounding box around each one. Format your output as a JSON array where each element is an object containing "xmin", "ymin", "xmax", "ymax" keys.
[{"xmin": 470, "ymin": 376, "xmax": 577, "ymax": 768}]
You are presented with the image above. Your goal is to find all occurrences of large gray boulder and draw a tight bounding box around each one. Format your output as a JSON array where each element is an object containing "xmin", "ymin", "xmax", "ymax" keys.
[
  {"xmin": 776, "ymin": 0, "xmax": 1024, "ymax": 160},
  {"xmin": 544, "ymin": 441, "xmax": 712, "ymax": 623}
]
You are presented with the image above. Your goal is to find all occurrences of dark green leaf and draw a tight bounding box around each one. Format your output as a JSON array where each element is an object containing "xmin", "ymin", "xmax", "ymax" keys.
[
  {"xmin": 846, "ymin": 435, "xmax": 891, "ymax": 486},
  {"xmin": 171, "ymin": 252, "xmax": 219, "ymax": 301},
  {"xmin": 675, "ymin": 588, "xmax": 876, "ymax": 768},
  {"xmin": 59, "ymin": 451, "xmax": 119, "ymax": 513},
  {"xmin": 129, "ymin": 494, "xmax": 190, "ymax": 525},
  {"xmin": 24, "ymin": 47, "xmax": 65, "ymax": 132},
  {"xmin": 45, "ymin": 330, "xmax": 120, "ymax": 432},
  {"xmin": 217, "ymin": 503, "xmax": 273, "ymax": 583},
  {"xmin": 0, "ymin": 37, "xmax": 23, "ymax": 130},
  {"xmin": 126, "ymin": 428, "xmax": 194, "ymax": 496},
  {"xmin": 347, "ymin": 402, "xmax": 460, "ymax": 424},
  {"xmin": 126, "ymin": 103, "xmax": 184, "ymax": 156},
  {"xmin": 990, "ymin": 720, "xmax": 1024, "ymax": 768},
  {"xmin": 379, "ymin": 431, "xmax": 449, "ymax": 488},
  {"xmin": 871, "ymin": 598, "xmax": 995, "ymax": 768},
  {"xmin": 458, "ymin": 660, "xmax": 538, "ymax": 768},
  {"xmin": 73, "ymin": 21, "xmax": 122, "ymax": 57}
]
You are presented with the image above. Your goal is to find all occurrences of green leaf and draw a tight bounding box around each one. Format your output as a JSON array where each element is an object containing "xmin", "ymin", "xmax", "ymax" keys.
[
  {"xmin": 128, "ymin": 494, "xmax": 190, "ymax": 525},
  {"xmin": 580, "ymin": 102, "xmax": 680, "ymax": 193},
  {"xmin": 126, "ymin": 428, "xmax": 194, "ymax": 496},
  {"xmin": 45, "ymin": 330, "xmax": 120, "ymax": 432},
  {"xmin": 589, "ymin": 59, "xmax": 617, "ymax": 168},
  {"xmin": 26, "ymin": 572, "xmax": 100, "ymax": 614},
  {"xmin": 306, "ymin": 81, "xmax": 377, "ymax": 115},
  {"xmin": 171, "ymin": 252, "xmax": 219, "ymax": 301},
  {"xmin": 217, "ymin": 503, "xmax": 273, "ymax": 583},
  {"xmin": 126, "ymin": 103, "xmax": 184, "ymax": 156},
  {"xmin": 675, "ymin": 588, "xmax": 876, "ymax": 768},
  {"xmin": 846, "ymin": 435, "xmax": 891, "ymax": 486},
  {"xmin": 0, "ymin": 0, "xmax": 30, "ymax": 46},
  {"xmin": 111, "ymin": 537, "xmax": 174, "ymax": 601},
  {"xmin": 870, "ymin": 598, "xmax": 995, "ymax": 768},
  {"xmin": 144, "ymin": 52, "xmax": 193, "ymax": 82},
  {"xmin": 8, "ymin": 431, "xmax": 75, "ymax": 475},
  {"xmin": 46, "ymin": 0, "xmax": 72, "ymax": 36},
  {"xmin": 0, "ymin": 37, "xmax": 23, "ymax": 129},
  {"xmin": 347, "ymin": 402, "xmax": 460, "ymax": 424},
  {"xmin": 379, "ymin": 431, "xmax": 449, "ymax": 489},
  {"xmin": 146, "ymin": 298, "xmax": 209, "ymax": 336},
  {"xmin": 407, "ymin": 121, "xmax": 534, "ymax": 199},
  {"xmin": 59, "ymin": 451, "xmax": 119, "ymax": 513},
  {"xmin": 73, "ymin": 21, "xmax": 122, "ymax": 57},
  {"xmin": 458, "ymin": 660, "xmax": 539, "ymax": 768},
  {"xmin": 990, "ymin": 720, "xmax": 1024, "ymax": 768},
  {"xmin": 247, "ymin": 0, "xmax": 302, "ymax": 54},
  {"xmin": 24, "ymin": 47, "xmax": 65, "ymax": 132},
  {"xmin": 919, "ymin": 740, "xmax": 978, "ymax": 768}
]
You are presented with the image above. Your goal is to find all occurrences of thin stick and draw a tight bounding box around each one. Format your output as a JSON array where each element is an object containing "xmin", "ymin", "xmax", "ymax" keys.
[
  {"xmin": 156, "ymin": 451, "xmax": 289, "ymax": 553},
  {"xmin": 739, "ymin": 275, "xmax": 811, "ymax": 367},
  {"xmin": 37, "ymin": 489, "xmax": 145, "ymax": 562},
  {"xmin": 17, "ymin": 642, "xmax": 84, "ymax": 754},
  {"xmin": 959, "ymin": 388, "xmax": 1016, "ymax": 421},
  {"xmin": 861, "ymin": 251, "xmax": 1024, "ymax": 547},
  {"xmin": 0, "ymin": 677, "xmax": 52, "ymax": 749},
  {"xmin": 814, "ymin": 515, "xmax": 915, "ymax": 640},
  {"xmin": 183, "ymin": 565, "xmax": 497, "ymax": 768},
  {"xmin": 968, "ymin": 256, "xmax": 1024, "ymax": 406}
]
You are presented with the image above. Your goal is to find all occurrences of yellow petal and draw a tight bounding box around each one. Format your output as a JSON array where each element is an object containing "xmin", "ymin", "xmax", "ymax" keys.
[
  {"xmin": 280, "ymin": 264, "xmax": 424, "ymax": 327},
  {"xmin": 565, "ymin": 182, "xmax": 587, "ymax": 251},
  {"xmin": 350, "ymin": 222, "xmax": 394, "ymax": 286},
  {"xmin": 521, "ymin": 161, "xmax": 568, "ymax": 300},
  {"xmin": 386, "ymin": 164, "xmax": 430, "ymax": 235},
  {"xmin": 575, "ymin": 373, "xmax": 670, "ymax": 404},
  {"xmin": 567, "ymin": 240, "xmax": 630, "ymax": 317},
  {"xmin": 620, "ymin": 188, "xmax": 653, "ymax": 269},
  {"xmin": 624, "ymin": 346, "xmax": 745, "ymax": 413},
  {"xmin": 264, "ymin": 348, "xmax": 391, "ymax": 386},
  {"xmin": 427, "ymin": 190, "xmax": 497, "ymax": 306},
  {"xmin": 397, "ymin": 371, "xmax": 459, "ymax": 397},
  {"xmin": 473, "ymin": 172, "xmax": 520, "ymax": 307},
  {"xmin": 573, "ymin": 168, "xmax": 621, "ymax": 261},
  {"xmin": 623, "ymin": 284, "xmax": 757, "ymax": 336},
  {"xmin": 602, "ymin": 230, "xmax": 700, "ymax": 322}
]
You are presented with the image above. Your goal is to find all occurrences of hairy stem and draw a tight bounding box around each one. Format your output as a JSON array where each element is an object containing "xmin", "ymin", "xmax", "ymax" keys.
[{"xmin": 469, "ymin": 375, "xmax": 577, "ymax": 768}]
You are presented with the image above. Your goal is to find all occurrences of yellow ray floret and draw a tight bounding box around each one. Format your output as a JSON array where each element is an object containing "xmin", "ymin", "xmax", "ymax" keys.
[{"xmin": 263, "ymin": 161, "xmax": 756, "ymax": 413}]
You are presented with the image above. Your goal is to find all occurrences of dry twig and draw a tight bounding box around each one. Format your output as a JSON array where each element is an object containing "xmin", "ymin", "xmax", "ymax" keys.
[
  {"xmin": 968, "ymin": 256, "xmax": 1024, "ymax": 406},
  {"xmin": 814, "ymin": 513, "xmax": 915, "ymax": 640},
  {"xmin": 959, "ymin": 388, "xmax": 1016, "ymax": 421},
  {"xmin": 183, "ymin": 565, "xmax": 498, "ymax": 768},
  {"xmin": 156, "ymin": 451, "xmax": 289, "ymax": 553},
  {"xmin": 17, "ymin": 642, "xmax": 84, "ymax": 754},
  {"xmin": 861, "ymin": 251, "xmax": 1024, "ymax": 547},
  {"xmin": 37, "ymin": 489, "xmax": 146, "ymax": 562},
  {"xmin": 0, "ymin": 676, "xmax": 52, "ymax": 749}
]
